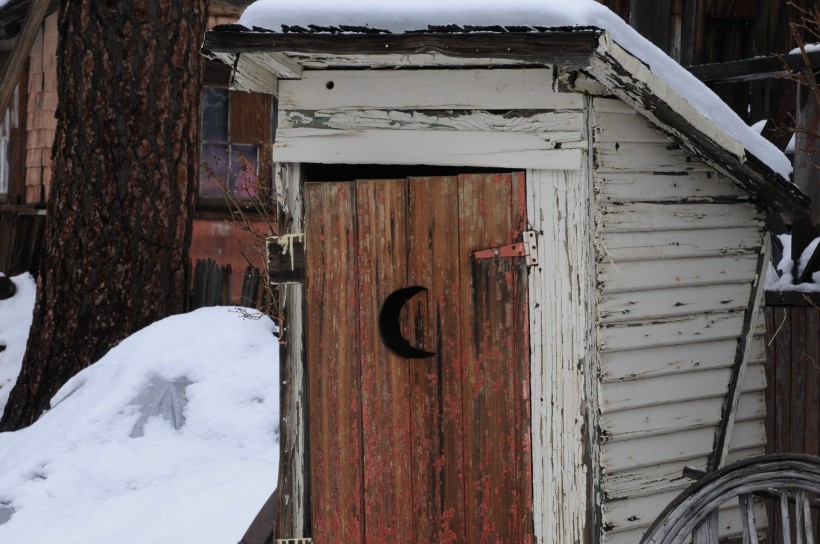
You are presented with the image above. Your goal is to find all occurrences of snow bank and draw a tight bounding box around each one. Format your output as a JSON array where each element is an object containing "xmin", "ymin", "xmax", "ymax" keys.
[
  {"xmin": 237, "ymin": 0, "xmax": 793, "ymax": 179},
  {"xmin": 0, "ymin": 307, "xmax": 280, "ymax": 544},
  {"xmin": 766, "ymin": 235, "xmax": 820, "ymax": 292},
  {"xmin": 0, "ymin": 273, "xmax": 36, "ymax": 416}
]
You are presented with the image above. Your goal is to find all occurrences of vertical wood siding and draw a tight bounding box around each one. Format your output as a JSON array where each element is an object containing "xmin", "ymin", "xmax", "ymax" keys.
[
  {"xmin": 305, "ymin": 182, "xmax": 365, "ymax": 544},
  {"xmin": 764, "ymin": 297, "xmax": 820, "ymax": 541},
  {"xmin": 527, "ymin": 167, "xmax": 596, "ymax": 544},
  {"xmin": 590, "ymin": 97, "xmax": 769, "ymax": 543}
]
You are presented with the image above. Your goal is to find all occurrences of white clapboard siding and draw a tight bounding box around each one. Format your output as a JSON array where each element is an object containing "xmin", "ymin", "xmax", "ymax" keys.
[
  {"xmin": 594, "ymin": 141, "xmax": 715, "ymax": 173},
  {"xmin": 601, "ymin": 419, "xmax": 765, "ymax": 476},
  {"xmin": 273, "ymin": 128, "xmax": 583, "ymax": 169},
  {"xmin": 600, "ymin": 364, "xmax": 766, "ymax": 414},
  {"xmin": 599, "ymin": 228, "xmax": 762, "ymax": 261},
  {"xmin": 599, "ymin": 311, "xmax": 746, "ymax": 352},
  {"xmin": 599, "ymin": 282, "xmax": 753, "ymax": 323},
  {"xmin": 590, "ymin": 96, "xmax": 769, "ymax": 544},
  {"xmin": 601, "ymin": 387, "xmax": 765, "ymax": 441},
  {"xmin": 598, "ymin": 255, "xmax": 760, "ymax": 293},
  {"xmin": 601, "ymin": 332, "xmax": 765, "ymax": 382},
  {"xmin": 280, "ymin": 108, "xmax": 585, "ymax": 135},
  {"xmin": 593, "ymin": 110, "xmax": 671, "ymax": 143},
  {"xmin": 278, "ymin": 68, "xmax": 585, "ymax": 110},
  {"xmin": 598, "ymin": 202, "xmax": 763, "ymax": 232},
  {"xmin": 603, "ymin": 494, "xmax": 766, "ymax": 543},
  {"xmin": 595, "ymin": 172, "xmax": 750, "ymax": 203},
  {"xmin": 602, "ymin": 445, "xmax": 766, "ymax": 502}
]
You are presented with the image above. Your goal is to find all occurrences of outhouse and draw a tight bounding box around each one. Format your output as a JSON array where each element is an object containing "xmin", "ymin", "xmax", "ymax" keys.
[{"xmin": 203, "ymin": 2, "xmax": 810, "ymax": 543}]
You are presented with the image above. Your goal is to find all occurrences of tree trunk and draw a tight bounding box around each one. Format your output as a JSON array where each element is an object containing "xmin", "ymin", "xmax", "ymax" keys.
[{"xmin": 0, "ymin": 0, "xmax": 207, "ymax": 431}]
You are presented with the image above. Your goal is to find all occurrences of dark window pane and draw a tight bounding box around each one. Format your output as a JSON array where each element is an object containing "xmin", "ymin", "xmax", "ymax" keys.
[
  {"xmin": 231, "ymin": 144, "xmax": 259, "ymax": 200},
  {"xmin": 200, "ymin": 142, "xmax": 229, "ymax": 198},
  {"xmin": 201, "ymin": 87, "xmax": 228, "ymax": 142}
]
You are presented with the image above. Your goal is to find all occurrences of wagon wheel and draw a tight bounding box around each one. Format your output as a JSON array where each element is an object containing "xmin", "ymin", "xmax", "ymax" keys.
[{"xmin": 640, "ymin": 454, "xmax": 820, "ymax": 544}]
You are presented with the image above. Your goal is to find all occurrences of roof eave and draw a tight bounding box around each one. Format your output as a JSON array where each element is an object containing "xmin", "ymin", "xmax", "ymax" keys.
[
  {"xmin": 587, "ymin": 33, "xmax": 809, "ymax": 217},
  {"xmin": 201, "ymin": 27, "xmax": 810, "ymax": 217},
  {"xmin": 201, "ymin": 27, "xmax": 602, "ymax": 79}
]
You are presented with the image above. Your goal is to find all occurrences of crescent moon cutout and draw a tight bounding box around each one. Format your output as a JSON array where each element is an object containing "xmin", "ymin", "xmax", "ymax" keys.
[{"xmin": 379, "ymin": 286, "xmax": 436, "ymax": 359}]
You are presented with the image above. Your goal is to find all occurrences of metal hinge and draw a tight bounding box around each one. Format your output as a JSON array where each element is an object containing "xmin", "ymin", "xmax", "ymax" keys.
[{"xmin": 471, "ymin": 230, "xmax": 538, "ymax": 266}]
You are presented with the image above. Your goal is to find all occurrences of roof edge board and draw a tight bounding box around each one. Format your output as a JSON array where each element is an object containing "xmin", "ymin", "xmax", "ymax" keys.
[
  {"xmin": 201, "ymin": 28, "xmax": 601, "ymax": 68},
  {"xmin": 200, "ymin": 27, "xmax": 809, "ymax": 216},
  {"xmin": 588, "ymin": 33, "xmax": 809, "ymax": 217}
]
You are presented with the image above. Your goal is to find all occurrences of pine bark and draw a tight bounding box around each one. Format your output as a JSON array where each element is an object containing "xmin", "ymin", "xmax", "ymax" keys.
[{"xmin": 0, "ymin": 0, "xmax": 208, "ymax": 430}]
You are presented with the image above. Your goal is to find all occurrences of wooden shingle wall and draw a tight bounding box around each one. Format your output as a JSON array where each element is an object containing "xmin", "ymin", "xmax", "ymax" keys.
[
  {"xmin": 24, "ymin": 11, "xmax": 56, "ymax": 204},
  {"xmin": 591, "ymin": 97, "xmax": 769, "ymax": 543}
]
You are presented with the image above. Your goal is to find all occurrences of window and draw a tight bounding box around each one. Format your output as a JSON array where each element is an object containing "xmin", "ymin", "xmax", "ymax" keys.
[
  {"xmin": 0, "ymin": 86, "xmax": 19, "ymax": 197},
  {"xmin": 199, "ymin": 85, "xmax": 274, "ymax": 206}
]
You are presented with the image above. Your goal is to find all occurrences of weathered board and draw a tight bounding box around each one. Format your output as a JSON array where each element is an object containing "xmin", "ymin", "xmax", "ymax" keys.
[
  {"xmin": 764, "ymin": 296, "xmax": 820, "ymax": 542},
  {"xmin": 304, "ymin": 182, "xmax": 364, "ymax": 543},
  {"xmin": 273, "ymin": 129, "xmax": 582, "ymax": 170},
  {"xmin": 304, "ymin": 173, "xmax": 532, "ymax": 544},
  {"xmin": 590, "ymin": 95, "xmax": 769, "ymax": 543},
  {"xmin": 278, "ymin": 69, "xmax": 581, "ymax": 110}
]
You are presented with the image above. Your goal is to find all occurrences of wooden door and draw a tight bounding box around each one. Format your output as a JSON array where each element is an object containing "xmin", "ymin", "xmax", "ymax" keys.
[{"xmin": 305, "ymin": 172, "xmax": 532, "ymax": 544}]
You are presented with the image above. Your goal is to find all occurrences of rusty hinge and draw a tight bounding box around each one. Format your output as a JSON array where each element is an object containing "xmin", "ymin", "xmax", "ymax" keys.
[{"xmin": 472, "ymin": 230, "xmax": 538, "ymax": 266}]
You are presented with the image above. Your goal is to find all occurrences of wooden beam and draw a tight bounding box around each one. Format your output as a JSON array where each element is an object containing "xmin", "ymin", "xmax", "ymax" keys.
[
  {"xmin": 589, "ymin": 36, "xmax": 810, "ymax": 218},
  {"xmin": 0, "ymin": 0, "xmax": 50, "ymax": 117},
  {"xmin": 629, "ymin": 0, "xmax": 673, "ymax": 54},
  {"xmin": 273, "ymin": 129, "xmax": 583, "ymax": 170},
  {"xmin": 202, "ymin": 29, "xmax": 601, "ymax": 67},
  {"xmin": 791, "ymin": 54, "xmax": 820, "ymax": 282},
  {"xmin": 239, "ymin": 488, "xmax": 278, "ymax": 544},
  {"xmin": 272, "ymin": 163, "xmax": 310, "ymax": 540},
  {"xmin": 709, "ymin": 235, "xmax": 770, "ymax": 471},
  {"xmin": 278, "ymin": 69, "xmax": 579, "ymax": 111},
  {"xmin": 688, "ymin": 50, "xmax": 820, "ymax": 83}
]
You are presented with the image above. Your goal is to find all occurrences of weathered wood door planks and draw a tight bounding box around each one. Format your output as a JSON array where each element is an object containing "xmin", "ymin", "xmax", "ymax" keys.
[
  {"xmin": 304, "ymin": 183, "xmax": 364, "ymax": 543},
  {"xmin": 305, "ymin": 173, "xmax": 532, "ymax": 544}
]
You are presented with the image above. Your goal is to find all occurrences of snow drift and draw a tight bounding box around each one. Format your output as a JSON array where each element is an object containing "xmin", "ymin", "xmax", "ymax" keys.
[{"xmin": 0, "ymin": 306, "xmax": 280, "ymax": 544}]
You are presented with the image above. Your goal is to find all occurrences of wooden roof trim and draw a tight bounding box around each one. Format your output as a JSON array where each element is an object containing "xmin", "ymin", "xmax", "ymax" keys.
[
  {"xmin": 201, "ymin": 27, "xmax": 810, "ymax": 216},
  {"xmin": 689, "ymin": 49, "xmax": 820, "ymax": 84},
  {"xmin": 587, "ymin": 33, "xmax": 809, "ymax": 217},
  {"xmin": 202, "ymin": 28, "xmax": 602, "ymax": 66}
]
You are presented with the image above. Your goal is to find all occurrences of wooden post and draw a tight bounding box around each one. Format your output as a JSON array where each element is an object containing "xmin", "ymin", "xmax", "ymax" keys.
[
  {"xmin": 0, "ymin": 0, "xmax": 50, "ymax": 117},
  {"xmin": 791, "ymin": 56, "xmax": 820, "ymax": 282},
  {"xmin": 273, "ymin": 162, "xmax": 311, "ymax": 540},
  {"xmin": 710, "ymin": 236, "xmax": 770, "ymax": 470},
  {"xmin": 629, "ymin": 0, "xmax": 673, "ymax": 55}
]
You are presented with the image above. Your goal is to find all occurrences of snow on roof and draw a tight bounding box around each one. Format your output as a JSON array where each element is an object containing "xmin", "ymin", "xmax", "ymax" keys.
[{"xmin": 237, "ymin": 0, "xmax": 793, "ymax": 180}]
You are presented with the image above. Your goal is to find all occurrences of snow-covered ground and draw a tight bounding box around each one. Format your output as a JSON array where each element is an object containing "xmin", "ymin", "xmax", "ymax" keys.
[
  {"xmin": 0, "ymin": 273, "xmax": 36, "ymax": 414},
  {"xmin": 0, "ymin": 284, "xmax": 280, "ymax": 544}
]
